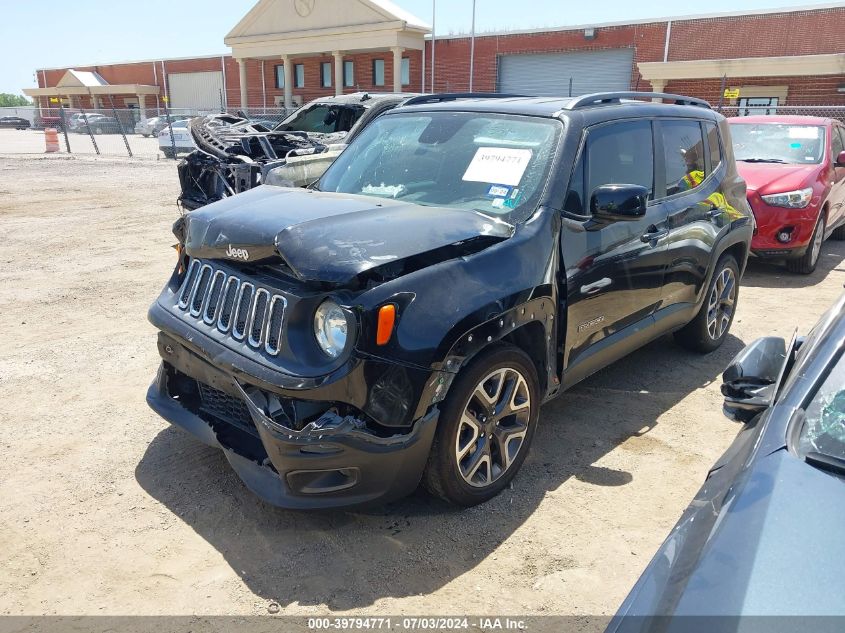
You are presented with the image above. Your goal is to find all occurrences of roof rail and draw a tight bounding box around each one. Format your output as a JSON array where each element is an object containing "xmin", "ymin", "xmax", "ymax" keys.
[
  {"xmin": 401, "ymin": 92, "xmax": 527, "ymax": 106},
  {"xmin": 564, "ymin": 92, "xmax": 712, "ymax": 110}
]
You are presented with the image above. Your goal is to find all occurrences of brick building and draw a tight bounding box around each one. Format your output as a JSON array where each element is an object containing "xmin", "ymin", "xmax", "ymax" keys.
[{"xmin": 24, "ymin": 0, "xmax": 845, "ymax": 119}]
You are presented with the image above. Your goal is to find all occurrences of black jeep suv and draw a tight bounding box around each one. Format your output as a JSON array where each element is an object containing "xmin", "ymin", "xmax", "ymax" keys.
[{"xmin": 146, "ymin": 92, "xmax": 753, "ymax": 509}]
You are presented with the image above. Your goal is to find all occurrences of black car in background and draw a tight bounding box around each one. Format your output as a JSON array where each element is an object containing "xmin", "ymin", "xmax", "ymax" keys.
[
  {"xmin": 146, "ymin": 92, "xmax": 753, "ymax": 509},
  {"xmin": 71, "ymin": 115, "xmax": 125, "ymax": 134},
  {"xmin": 0, "ymin": 116, "xmax": 31, "ymax": 130},
  {"xmin": 609, "ymin": 291, "xmax": 845, "ymax": 630}
]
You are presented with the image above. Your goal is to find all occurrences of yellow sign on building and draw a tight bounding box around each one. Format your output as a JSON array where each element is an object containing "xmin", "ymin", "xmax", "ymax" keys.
[{"xmin": 724, "ymin": 88, "xmax": 741, "ymax": 99}]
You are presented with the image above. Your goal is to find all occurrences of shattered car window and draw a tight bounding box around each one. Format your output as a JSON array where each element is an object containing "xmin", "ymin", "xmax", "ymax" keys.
[
  {"xmin": 275, "ymin": 104, "xmax": 364, "ymax": 134},
  {"xmin": 317, "ymin": 112, "xmax": 561, "ymax": 222},
  {"xmin": 798, "ymin": 356, "xmax": 845, "ymax": 460}
]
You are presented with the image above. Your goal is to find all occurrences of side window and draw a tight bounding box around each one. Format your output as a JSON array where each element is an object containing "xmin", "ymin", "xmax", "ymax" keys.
[
  {"xmin": 831, "ymin": 126, "xmax": 844, "ymax": 162},
  {"xmin": 704, "ymin": 122, "xmax": 722, "ymax": 175},
  {"xmin": 662, "ymin": 120, "xmax": 706, "ymax": 196},
  {"xmin": 586, "ymin": 120, "xmax": 654, "ymax": 201}
]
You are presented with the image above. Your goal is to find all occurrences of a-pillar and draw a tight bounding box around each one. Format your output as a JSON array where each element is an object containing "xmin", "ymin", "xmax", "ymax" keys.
[
  {"xmin": 333, "ymin": 51, "xmax": 344, "ymax": 97},
  {"xmin": 391, "ymin": 46, "xmax": 404, "ymax": 93},
  {"xmin": 281, "ymin": 54, "xmax": 293, "ymax": 109},
  {"xmin": 237, "ymin": 59, "xmax": 248, "ymax": 110}
]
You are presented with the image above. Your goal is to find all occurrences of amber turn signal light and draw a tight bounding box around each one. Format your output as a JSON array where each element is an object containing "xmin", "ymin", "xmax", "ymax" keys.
[{"xmin": 376, "ymin": 304, "xmax": 396, "ymax": 346}]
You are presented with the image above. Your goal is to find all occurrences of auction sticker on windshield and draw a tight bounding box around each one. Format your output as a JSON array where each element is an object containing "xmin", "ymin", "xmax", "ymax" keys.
[{"xmin": 463, "ymin": 147, "xmax": 532, "ymax": 187}]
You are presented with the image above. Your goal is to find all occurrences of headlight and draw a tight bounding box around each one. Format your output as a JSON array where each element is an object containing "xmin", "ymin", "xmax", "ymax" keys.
[
  {"xmin": 761, "ymin": 187, "xmax": 813, "ymax": 209},
  {"xmin": 314, "ymin": 299, "xmax": 348, "ymax": 358}
]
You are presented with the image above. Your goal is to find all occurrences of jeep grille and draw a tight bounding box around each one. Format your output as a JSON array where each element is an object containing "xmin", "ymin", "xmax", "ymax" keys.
[{"xmin": 176, "ymin": 259, "xmax": 287, "ymax": 355}]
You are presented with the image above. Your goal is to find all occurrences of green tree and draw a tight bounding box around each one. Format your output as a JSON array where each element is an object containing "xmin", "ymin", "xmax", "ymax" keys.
[{"xmin": 0, "ymin": 94, "xmax": 32, "ymax": 107}]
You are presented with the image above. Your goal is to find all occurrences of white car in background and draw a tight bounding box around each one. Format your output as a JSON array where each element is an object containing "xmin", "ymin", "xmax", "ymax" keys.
[
  {"xmin": 158, "ymin": 120, "xmax": 196, "ymax": 158},
  {"xmin": 137, "ymin": 115, "xmax": 192, "ymax": 137}
]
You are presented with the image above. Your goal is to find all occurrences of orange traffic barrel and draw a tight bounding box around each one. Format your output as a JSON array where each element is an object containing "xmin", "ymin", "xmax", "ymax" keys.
[{"xmin": 44, "ymin": 128, "xmax": 60, "ymax": 153}]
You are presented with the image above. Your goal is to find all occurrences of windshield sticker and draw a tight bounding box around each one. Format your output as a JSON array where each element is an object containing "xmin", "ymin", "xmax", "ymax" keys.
[
  {"xmin": 362, "ymin": 183, "xmax": 405, "ymax": 198},
  {"xmin": 487, "ymin": 184, "xmax": 512, "ymax": 198},
  {"xmin": 491, "ymin": 198, "xmax": 506, "ymax": 209},
  {"xmin": 789, "ymin": 142, "xmax": 802, "ymax": 148},
  {"xmin": 463, "ymin": 148, "xmax": 533, "ymax": 187},
  {"xmin": 504, "ymin": 191, "xmax": 523, "ymax": 209},
  {"xmin": 789, "ymin": 127, "xmax": 819, "ymax": 139}
]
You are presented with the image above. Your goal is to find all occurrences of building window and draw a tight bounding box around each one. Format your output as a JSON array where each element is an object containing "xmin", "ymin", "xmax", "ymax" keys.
[
  {"xmin": 274, "ymin": 64, "xmax": 285, "ymax": 89},
  {"xmin": 321, "ymin": 62, "xmax": 332, "ymax": 88},
  {"xmin": 344, "ymin": 60, "xmax": 355, "ymax": 88},
  {"xmin": 372, "ymin": 59, "xmax": 385, "ymax": 87},
  {"xmin": 401, "ymin": 58, "xmax": 410, "ymax": 86},
  {"xmin": 294, "ymin": 64, "xmax": 305, "ymax": 88}
]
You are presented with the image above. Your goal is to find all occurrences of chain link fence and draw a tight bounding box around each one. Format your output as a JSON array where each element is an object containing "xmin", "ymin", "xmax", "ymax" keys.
[
  {"xmin": 0, "ymin": 105, "xmax": 296, "ymax": 159},
  {"xmin": 718, "ymin": 105, "xmax": 845, "ymax": 123},
  {"xmin": 4, "ymin": 103, "xmax": 842, "ymax": 158}
]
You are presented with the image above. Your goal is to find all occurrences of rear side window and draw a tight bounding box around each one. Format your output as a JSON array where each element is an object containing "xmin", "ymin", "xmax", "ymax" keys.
[
  {"xmin": 662, "ymin": 120, "xmax": 707, "ymax": 196},
  {"xmin": 832, "ymin": 126, "xmax": 844, "ymax": 162},
  {"xmin": 705, "ymin": 122, "xmax": 722, "ymax": 174}
]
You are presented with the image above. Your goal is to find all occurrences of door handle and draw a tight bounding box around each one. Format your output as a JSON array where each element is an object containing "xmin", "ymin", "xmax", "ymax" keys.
[
  {"xmin": 580, "ymin": 277, "xmax": 612, "ymax": 295},
  {"xmin": 641, "ymin": 227, "xmax": 669, "ymax": 243}
]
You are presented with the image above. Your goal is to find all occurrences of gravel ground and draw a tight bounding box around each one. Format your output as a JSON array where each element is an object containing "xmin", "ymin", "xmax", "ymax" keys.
[
  {"xmin": 0, "ymin": 154, "xmax": 842, "ymax": 618},
  {"xmin": 0, "ymin": 128, "xmax": 182, "ymax": 159}
]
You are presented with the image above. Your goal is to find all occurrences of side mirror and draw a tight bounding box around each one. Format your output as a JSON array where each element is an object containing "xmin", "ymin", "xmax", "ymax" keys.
[
  {"xmin": 836, "ymin": 150, "xmax": 845, "ymax": 167},
  {"xmin": 721, "ymin": 336, "xmax": 787, "ymax": 422},
  {"xmin": 590, "ymin": 184, "xmax": 648, "ymax": 221}
]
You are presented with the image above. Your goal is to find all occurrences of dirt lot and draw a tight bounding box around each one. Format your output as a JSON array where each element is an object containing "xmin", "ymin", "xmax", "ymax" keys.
[
  {"xmin": 0, "ymin": 128, "xmax": 178, "ymax": 159},
  {"xmin": 0, "ymin": 154, "xmax": 843, "ymax": 618}
]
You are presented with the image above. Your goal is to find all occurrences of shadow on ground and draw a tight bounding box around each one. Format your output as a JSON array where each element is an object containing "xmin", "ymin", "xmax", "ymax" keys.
[
  {"xmin": 135, "ymin": 333, "xmax": 745, "ymax": 610},
  {"xmin": 742, "ymin": 239, "xmax": 845, "ymax": 289}
]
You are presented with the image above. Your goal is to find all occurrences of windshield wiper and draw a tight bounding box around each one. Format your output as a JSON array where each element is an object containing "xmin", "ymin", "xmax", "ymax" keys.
[
  {"xmin": 805, "ymin": 451, "xmax": 845, "ymax": 475},
  {"xmin": 738, "ymin": 158, "xmax": 787, "ymax": 163}
]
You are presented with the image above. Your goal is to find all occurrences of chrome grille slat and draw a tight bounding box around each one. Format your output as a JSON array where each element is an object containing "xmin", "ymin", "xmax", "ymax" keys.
[
  {"xmin": 189, "ymin": 264, "xmax": 213, "ymax": 317},
  {"xmin": 231, "ymin": 282, "xmax": 255, "ymax": 341},
  {"xmin": 265, "ymin": 295, "xmax": 287, "ymax": 355},
  {"xmin": 217, "ymin": 276, "xmax": 240, "ymax": 332},
  {"xmin": 174, "ymin": 260, "xmax": 287, "ymax": 356},
  {"xmin": 202, "ymin": 270, "xmax": 227, "ymax": 325},
  {"xmin": 248, "ymin": 288, "xmax": 270, "ymax": 348},
  {"xmin": 177, "ymin": 259, "xmax": 201, "ymax": 309}
]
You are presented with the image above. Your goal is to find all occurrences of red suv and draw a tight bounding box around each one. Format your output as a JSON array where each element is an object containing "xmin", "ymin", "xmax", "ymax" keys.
[{"xmin": 729, "ymin": 115, "xmax": 845, "ymax": 273}]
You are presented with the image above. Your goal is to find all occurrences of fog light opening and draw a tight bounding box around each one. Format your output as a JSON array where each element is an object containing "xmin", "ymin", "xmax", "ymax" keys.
[{"xmin": 777, "ymin": 228, "xmax": 794, "ymax": 244}]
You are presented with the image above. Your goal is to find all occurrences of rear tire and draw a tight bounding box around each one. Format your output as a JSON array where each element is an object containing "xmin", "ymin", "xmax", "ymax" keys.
[
  {"xmin": 674, "ymin": 254, "xmax": 739, "ymax": 354},
  {"xmin": 161, "ymin": 148, "xmax": 174, "ymax": 159},
  {"xmin": 422, "ymin": 344, "xmax": 540, "ymax": 506},
  {"xmin": 786, "ymin": 215, "xmax": 824, "ymax": 274}
]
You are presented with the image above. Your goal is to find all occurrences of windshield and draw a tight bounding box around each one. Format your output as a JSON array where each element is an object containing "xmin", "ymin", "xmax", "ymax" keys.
[
  {"xmin": 730, "ymin": 123, "xmax": 826, "ymax": 164},
  {"xmin": 797, "ymin": 353, "xmax": 845, "ymax": 461},
  {"xmin": 275, "ymin": 104, "xmax": 364, "ymax": 134},
  {"xmin": 317, "ymin": 111, "xmax": 561, "ymax": 222}
]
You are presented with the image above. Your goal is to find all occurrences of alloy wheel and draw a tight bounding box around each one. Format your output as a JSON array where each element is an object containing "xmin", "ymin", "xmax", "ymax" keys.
[
  {"xmin": 455, "ymin": 367, "xmax": 531, "ymax": 488},
  {"xmin": 706, "ymin": 267, "xmax": 736, "ymax": 340},
  {"xmin": 810, "ymin": 218, "xmax": 824, "ymax": 266}
]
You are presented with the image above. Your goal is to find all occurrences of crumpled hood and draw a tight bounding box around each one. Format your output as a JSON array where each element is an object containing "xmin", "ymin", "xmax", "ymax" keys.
[
  {"xmin": 182, "ymin": 185, "xmax": 513, "ymax": 285},
  {"xmin": 737, "ymin": 162, "xmax": 818, "ymax": 195}
]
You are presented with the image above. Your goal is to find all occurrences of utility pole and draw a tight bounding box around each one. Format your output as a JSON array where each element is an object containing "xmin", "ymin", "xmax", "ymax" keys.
[{"xmin": 469, "ymin": 0, "xmax": 476, "ymax": 91}]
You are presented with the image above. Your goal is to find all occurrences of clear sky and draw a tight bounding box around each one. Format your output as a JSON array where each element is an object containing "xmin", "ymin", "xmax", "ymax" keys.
[{"xmin": 0, "ymin": 0, "xmax": 834, "ymax": 95}]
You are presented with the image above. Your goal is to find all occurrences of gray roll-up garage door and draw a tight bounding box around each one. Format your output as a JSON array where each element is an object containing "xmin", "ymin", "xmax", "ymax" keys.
[
  {"xmin": 497, "ymin": 49, "xmax": 634, "ymax": 97},
  {"xmin": 167, "ymin": 71, "xmax": 224, "ymax": 112}
]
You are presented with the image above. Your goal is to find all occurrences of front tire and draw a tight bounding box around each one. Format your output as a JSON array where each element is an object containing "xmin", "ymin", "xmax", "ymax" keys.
[
  {"xmin": 674, "ymin": 254, "xmax": 739, "ymax": 354},
  {"xmin": 423, "ymin": 344, "xmax": 540, "ymax": 506},
  {"xmin": 787, "ymin": 215, "xmax": 824, "ymax": 274}
]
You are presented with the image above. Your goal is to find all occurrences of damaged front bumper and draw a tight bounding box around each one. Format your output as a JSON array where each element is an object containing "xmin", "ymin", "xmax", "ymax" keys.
[{"xmin": 145, "ymin": 332, "xmax": 439, "ymax": 510}]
